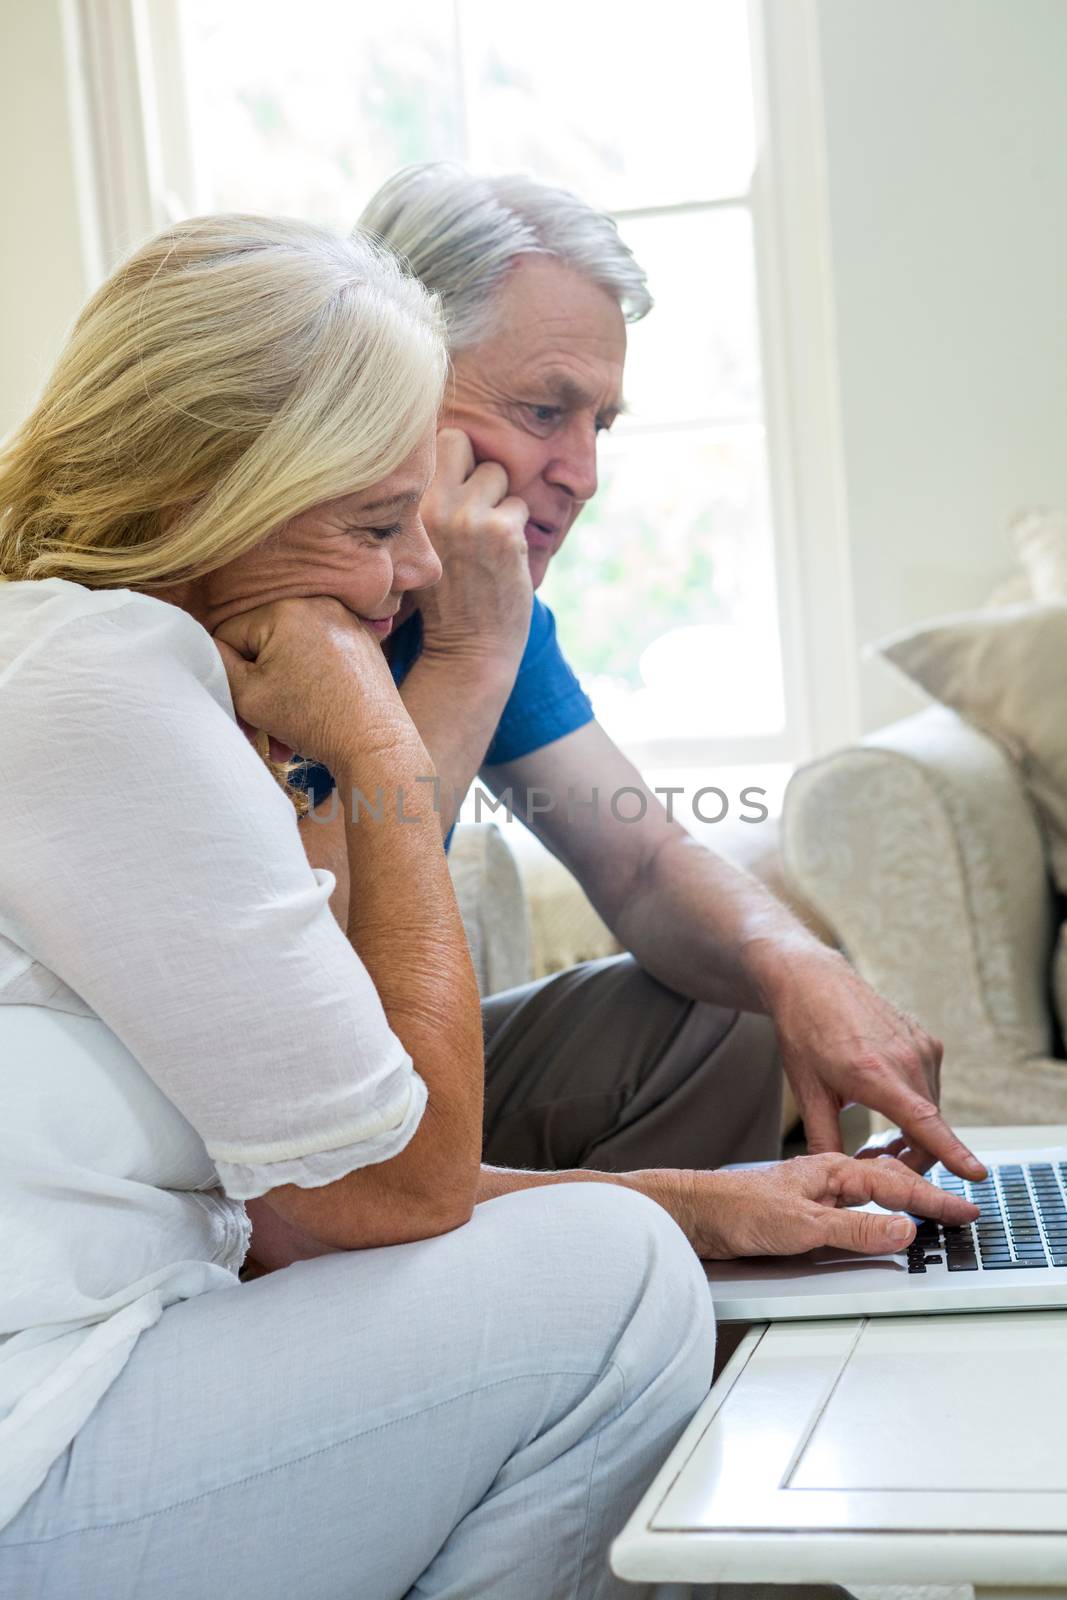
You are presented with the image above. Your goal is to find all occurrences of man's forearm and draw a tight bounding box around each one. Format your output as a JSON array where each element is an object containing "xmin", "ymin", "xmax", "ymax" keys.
[
  {"xmin": 605, "ymin": 830, "xmax": 841, "ymax": 1016},
  {"xmin": 397, "ymin": 653, "xmax": 516, "ymax": 836}
]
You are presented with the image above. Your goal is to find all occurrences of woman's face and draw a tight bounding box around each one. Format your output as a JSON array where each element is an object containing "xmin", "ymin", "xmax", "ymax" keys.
[{"xmin": 188, "ymin": 425, "xmax": 441, "ymax": 643}]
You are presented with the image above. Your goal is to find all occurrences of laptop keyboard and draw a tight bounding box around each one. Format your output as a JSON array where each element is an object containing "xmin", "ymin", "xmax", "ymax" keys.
[{"xmin": 905, "ymin": 1161, "xmax": 1067, "ymax": 1273}]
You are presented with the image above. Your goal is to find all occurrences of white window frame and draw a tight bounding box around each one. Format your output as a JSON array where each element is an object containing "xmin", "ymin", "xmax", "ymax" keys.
[
  {"xmin": 64, "ymin": 0, "xmax": 859, "ymax": 768},
  {"xmin": 749, "ymin": 0, "xmax": 860, "ymax": 760}
]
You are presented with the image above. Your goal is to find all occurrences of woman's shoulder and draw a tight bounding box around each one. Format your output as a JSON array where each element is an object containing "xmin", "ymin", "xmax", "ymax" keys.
[{"xmin": 0, "ymin": 578, "xmax": 232, "ymax": 715}]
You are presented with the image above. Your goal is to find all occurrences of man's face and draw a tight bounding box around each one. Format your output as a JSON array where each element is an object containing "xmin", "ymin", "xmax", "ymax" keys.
[{"xmin": 444, "ymin": 255, "xmax": 627, "ymax": 589}]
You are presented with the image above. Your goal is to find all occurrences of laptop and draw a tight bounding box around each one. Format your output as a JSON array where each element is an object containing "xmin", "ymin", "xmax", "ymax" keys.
[{"xmin": 704, "ymin": 1143, "xmax": 1067, "ymax": 1321}]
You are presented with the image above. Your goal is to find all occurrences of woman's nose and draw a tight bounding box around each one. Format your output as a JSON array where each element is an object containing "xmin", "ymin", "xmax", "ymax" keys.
[{"xmin": 393, "ymin": 516, "xmax": 442, "ymax": 593}]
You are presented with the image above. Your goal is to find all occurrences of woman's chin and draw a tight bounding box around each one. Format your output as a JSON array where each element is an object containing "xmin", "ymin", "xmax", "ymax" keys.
[{"xmin": 267, "ymin": 737, "xmax": 295, "ymax": 764}]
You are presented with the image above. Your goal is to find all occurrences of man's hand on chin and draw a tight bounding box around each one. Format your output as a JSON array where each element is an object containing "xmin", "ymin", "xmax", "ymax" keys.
[
  {"xmin": 753, "ymin": 943, "xmax": 987, "ymax": 1183},
  {"xmin": 415, "ymin": 427, "xmax": 533, "ymax": 676}
]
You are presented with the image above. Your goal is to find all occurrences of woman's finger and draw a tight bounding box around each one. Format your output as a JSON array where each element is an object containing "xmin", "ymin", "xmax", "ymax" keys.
[
  {"xmin": 818, "ymin": 1202, "xmax": 915, "ymax": 1255},
  {"xmin": 212, "ymin": 635, "xmax": 250, "ymax": 676},
  {"xmin": 212, "ymin": 608, "xmax": 272, "ymax": 660},
  {"xmin": 831, "ymin": 1156, "xmax": 978, "ymax": 1223}
]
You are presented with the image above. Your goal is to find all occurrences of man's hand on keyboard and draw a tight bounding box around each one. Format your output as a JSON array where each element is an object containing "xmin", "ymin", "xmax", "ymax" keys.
[{"xmin": 665, "ymin": 1153, "xmax": 980, "ymax": 1261}]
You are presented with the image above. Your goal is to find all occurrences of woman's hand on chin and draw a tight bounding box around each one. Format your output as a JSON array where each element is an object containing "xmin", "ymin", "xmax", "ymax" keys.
[{"xmin": 212, "ymin": 596, "xmax": 423, "ymax": 773}]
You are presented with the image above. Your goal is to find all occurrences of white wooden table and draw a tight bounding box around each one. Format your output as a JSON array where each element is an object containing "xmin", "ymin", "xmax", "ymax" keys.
[{"xmin": 612, "ymin": 1127, "xmax": 1067, "ymax": 1598}]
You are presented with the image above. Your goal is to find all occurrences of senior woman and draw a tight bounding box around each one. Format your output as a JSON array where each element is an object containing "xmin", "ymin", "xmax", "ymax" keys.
[{"xmin": 0, "ymin": 216, "xmax": 715, "ymax": 1600}]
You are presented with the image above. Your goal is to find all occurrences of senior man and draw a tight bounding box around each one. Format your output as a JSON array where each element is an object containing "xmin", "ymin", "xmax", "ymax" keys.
[{"xmin": 293, "ymin": 163, "xmax": 985, "ymax": 1238}]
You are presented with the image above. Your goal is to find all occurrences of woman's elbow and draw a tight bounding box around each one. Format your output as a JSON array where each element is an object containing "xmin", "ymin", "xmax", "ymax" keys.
[
  {"xmin": 370, "ymin": 1188, "xmax": 476, "ymax": 1247},
  {"xmin": 270, "ymin": 1170, "xmax": 478, "ymax": 1253}
]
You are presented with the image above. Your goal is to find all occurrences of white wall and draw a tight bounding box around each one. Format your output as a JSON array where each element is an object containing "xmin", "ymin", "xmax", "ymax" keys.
[
  {"xmin": 0, "ymin": 1, "xmax": 94, "ymax": 441},
  {"xmin": 814, "ymin": 0, "xmax": 1067, "ymax": 731}
]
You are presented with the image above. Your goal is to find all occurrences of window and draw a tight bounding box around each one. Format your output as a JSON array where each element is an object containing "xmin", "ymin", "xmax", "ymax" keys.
[{"xmin": 129, "ymin": 0, "xmax": 844, "ymax": 770}]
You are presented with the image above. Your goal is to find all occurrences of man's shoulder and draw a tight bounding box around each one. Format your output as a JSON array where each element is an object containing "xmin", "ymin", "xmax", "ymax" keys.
[
  {"xmin": 485, "ymin": 596, "xmax": 593, "ymax": 766},
  {"xmin": 518, "ymin": 595, "xmax": 563, "ymax": 664}
]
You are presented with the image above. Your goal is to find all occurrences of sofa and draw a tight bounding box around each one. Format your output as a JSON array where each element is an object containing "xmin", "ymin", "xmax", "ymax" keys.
[
  {"xmin": 783, "ymin": 703, "xmax": 1067, "ymax": 1129},
  {"xmin": 782, "ymin": 508, "xmax": 1067, "ymax": 1132}
]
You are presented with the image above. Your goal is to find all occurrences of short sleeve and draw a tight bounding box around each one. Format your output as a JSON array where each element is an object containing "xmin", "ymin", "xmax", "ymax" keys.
[
  {"xmin": 0, "ymin": 590, "xmax": 426, "ymax": 1201},
  {"xmin": 483, "ymin": 599, "xmax": 594, "ymax": 766}
]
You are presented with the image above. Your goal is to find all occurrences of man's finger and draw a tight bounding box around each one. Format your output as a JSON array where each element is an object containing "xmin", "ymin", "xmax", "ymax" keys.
[
  {"xmin": 465, "ymin": 459, "xmax": 511, "ymax": 507},
  {"xmin": 854, "ymin": 1133, "xmax": 935, "ymax": 1174},
  {"xmin": 856, "ymin": 1075, "xmax": 986, "ymax": 1181},
  {"xmin": 853, "ymin": 1129, "xmax": 909, "ymax": 1162},
  {"xmin": 497, "ymin": 494, "xmax": 531, "ymax": 535},
  {"xmin": 434, "ymin": 426, "xmax": 476, "ymax": 482},
  {"xmin": 891, "ymin": 1143, "xmax": 937, "ymax": 1175},
  {"xmin": 796, "ymin": 1083, "xmax": 845, "ymax": 1157}
]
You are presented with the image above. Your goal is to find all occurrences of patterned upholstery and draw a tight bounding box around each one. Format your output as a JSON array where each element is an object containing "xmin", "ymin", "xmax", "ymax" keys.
[
  {"xmin": 783, "ymin": 704, "xmax": 1067, "ymax": 1129},
  {"xmin": 447, "ymin": 823, "xmax": 533, "ymax": 997}
]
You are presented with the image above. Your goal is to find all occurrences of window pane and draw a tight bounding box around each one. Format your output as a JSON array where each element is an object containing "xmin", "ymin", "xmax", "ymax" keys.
[
  {"xmin": 179, "ymin": 0, "xmax": 460, "ymax": 226},
  {"xmin": 458, "ymin": 0, "xmax": 755, "ymax": 209},
  {"xmin": 541, "ymin": 426, "xmax": 785, "ymax": 743},
  {"xmin": 619, "ymin": 208, "xmax": 763, "ymax": 427}
]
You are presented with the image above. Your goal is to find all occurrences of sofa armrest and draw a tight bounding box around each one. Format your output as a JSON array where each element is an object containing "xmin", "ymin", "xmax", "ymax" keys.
[
  {"xmin": 448, "ymin": 823, "xmax": 533, "ymax": 998},
  {"xmin": 782, "ymin": 705, "xmax": 1063, "ymax": 1124}
]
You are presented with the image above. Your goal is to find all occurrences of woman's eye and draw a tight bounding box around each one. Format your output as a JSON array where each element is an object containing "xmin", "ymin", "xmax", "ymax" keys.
[{"xmin": 345, "ymin": 523, "xmax": 401, "ymax": 542}]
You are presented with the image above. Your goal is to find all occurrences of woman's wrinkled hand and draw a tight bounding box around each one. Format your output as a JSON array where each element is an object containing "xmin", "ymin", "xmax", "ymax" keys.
[
  {"xmin": 212, "ymin": 596, "xmax": 421, "ymax": 773},
  {"xmin": 654, "ymin": 1152, "xmax": 979, "ymax": 1260}
]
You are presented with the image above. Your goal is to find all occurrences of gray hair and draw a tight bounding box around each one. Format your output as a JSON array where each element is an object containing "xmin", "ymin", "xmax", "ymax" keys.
[{"xmin": 357, "ymin": 162, "xmax": 652, "ymax": 350}]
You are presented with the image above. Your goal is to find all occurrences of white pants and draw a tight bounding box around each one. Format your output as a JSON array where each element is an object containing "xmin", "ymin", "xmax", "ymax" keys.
[{"xmin": 0, "ymin": 1184, "xmax": 716, "ymax": 1600}]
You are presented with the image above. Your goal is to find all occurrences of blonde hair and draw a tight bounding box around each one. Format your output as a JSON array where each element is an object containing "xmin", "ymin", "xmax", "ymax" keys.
[
  {"xmin": 0, "ymin": 213, "xmax": 445, "ymax": 587},
  {"xmin": 0, "ymin": 213, "xmax": 447, "ymax": 808}
]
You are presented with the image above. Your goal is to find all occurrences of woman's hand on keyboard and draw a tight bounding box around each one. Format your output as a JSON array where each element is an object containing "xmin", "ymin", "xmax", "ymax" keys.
[{"xmin": 651, "ymin": 1153, "xmax": 980, "ymax": 1260}]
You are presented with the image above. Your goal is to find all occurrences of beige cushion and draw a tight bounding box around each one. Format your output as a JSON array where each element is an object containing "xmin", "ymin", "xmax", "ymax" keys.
[
  {"xmin": 985, "ymin": 571, "xmax": 1035, "ymax": 610},
  {"xmin": 448, "ymin": 823, "xmax": 533, "ymax": 996},
  {"xmin": 877, "ymin": 603, "xmax": 1067, "ymax": 898},
  {"xmin": 1013, "ymin": 507, "xmax": 1067, "ymax": 599}
]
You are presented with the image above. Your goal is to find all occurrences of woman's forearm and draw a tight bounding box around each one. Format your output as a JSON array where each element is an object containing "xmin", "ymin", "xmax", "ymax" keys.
[{"xmin": 263, "ymin": 733, "xmax": 485, "ymax": 1251}]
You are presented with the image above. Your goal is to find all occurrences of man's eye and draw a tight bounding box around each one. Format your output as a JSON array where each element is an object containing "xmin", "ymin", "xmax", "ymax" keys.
[{"xmin": 525, "ymin": 404, "xmax": 561, "ymax": 428}]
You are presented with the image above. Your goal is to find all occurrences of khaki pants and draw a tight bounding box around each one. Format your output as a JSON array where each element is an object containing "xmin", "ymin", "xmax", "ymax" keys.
[{"xmin": 482, "ymin": 954, "xmax": 783, "ymax": 1173}]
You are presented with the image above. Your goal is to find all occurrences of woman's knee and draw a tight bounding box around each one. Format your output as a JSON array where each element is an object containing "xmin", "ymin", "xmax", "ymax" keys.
[{"xmin": 476, "ymin": 1182, "xmax": 715, "ymax": 1400}]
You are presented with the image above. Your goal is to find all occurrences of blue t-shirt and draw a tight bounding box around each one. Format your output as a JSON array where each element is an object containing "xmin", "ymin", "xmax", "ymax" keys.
[{"xmin": 290, "ymin": 598, "xmax": 594, "ymax": 827}]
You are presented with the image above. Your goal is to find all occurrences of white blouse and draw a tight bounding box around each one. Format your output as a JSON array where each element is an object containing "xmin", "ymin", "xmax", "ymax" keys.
[{"xmin": 0, "ymin": 578, "xmax": 427, "ymax": 1529}]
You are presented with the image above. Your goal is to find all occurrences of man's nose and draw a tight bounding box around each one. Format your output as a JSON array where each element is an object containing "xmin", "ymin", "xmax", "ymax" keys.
[
  {"xmin": 546, "ymin": 424, "xmax": 599, "ymax": 504},
  {"xmin": 394, "ymin": 516, "xmax": 442, "ymax": 593}
]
